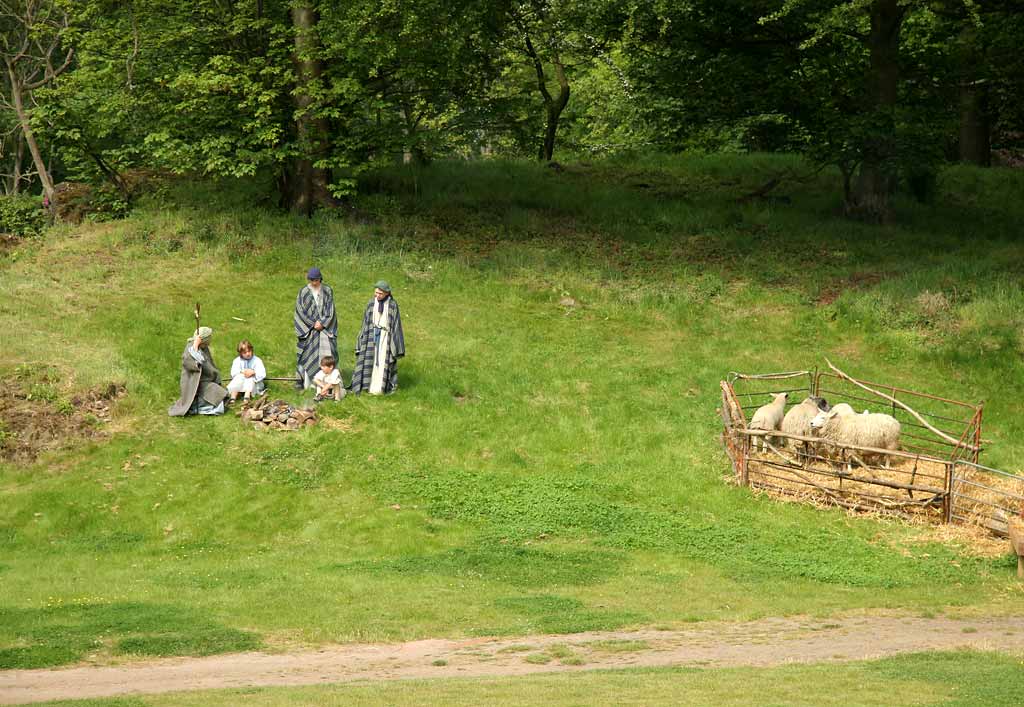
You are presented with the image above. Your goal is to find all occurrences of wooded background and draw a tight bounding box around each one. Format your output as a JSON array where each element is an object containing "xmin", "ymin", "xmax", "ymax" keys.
[{"xmin": 2, "ymin": 0, "xmax": 1022, "ymax": 220}]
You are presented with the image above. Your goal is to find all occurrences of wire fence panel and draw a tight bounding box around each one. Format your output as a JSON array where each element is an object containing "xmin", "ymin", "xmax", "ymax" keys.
[
  {"xmin": 718, "ymin": 367, "xmax": 1021, "ymax": 536},
  {"xmin": 951, "ymin": 461, "xmax": 1024, "ymax": 536}
]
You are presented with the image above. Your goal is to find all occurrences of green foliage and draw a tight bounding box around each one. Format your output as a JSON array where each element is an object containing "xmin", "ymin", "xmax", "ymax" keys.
[
  {"xmin": 86, "ymin": 184, "xmax": 132, "ymax": 222},
  {"xmin": 0, "ymin": 194, "xmax": 46, "ymax": 237},
  {"xmin": 621, "ymin": 1, "xmax": 1024, "ymax": 213},
  {"xmin": 2, "ymin": 0, "xmax": 1018, "ymax": 215}
]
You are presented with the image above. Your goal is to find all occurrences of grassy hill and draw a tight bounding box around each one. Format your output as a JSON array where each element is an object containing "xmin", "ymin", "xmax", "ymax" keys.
[{"xmin": 1, "ymin": 154, "xmax": 1023, "ymax": 669}]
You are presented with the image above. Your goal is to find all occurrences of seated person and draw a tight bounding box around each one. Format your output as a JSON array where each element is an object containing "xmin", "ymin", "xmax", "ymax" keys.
[
  {"xmin": 313, "ymin": 355, "xmax": 345, "ymax": 401},
  {"xmin": 168, "ymin": 327, "xmax": 228, "ymax": 416},
  {"xmin": 227, "ymin": 339, "xmax": 267, "ymax": 402}
]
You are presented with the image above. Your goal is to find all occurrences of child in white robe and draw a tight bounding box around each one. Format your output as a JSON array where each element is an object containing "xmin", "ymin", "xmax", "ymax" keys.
[
  {"xmin": 313, "ymin": 355, "xmax": 345, "ymax": 401},
  {"xmin": 227, "ymin": 340, "xmax": 267, "ymax": 401}
]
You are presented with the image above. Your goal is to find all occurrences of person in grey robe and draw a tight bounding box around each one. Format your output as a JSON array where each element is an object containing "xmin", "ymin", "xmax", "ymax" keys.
[
  {"xmin": 168, "ymin": 326, "xmax": 228, "ymax": 416},
  {"xmin": 294, "ymin": 267, "xmax": 339, "ymax": 389},
  {"xmin": 350, "ymin": 280, "xmax": 405, "ymax": 395}
]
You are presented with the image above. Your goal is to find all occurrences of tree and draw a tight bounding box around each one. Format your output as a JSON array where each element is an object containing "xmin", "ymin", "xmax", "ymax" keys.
[
  {"xmin": 0, "ymin": 114, "xmax": 29, "ymax": 194},
  {"xmin": 498, "ymin": 0, "xmax": 625, "ymax": 161},
  {"xmin": 940, "ymin": 1, "xmax": 1024, "ymax": 166},
  {"xmin": 0, "ymin": 0, "xmax": 74, "ymax": 203},
  {"xmin": 38, "ymin": 0, "xmax": 507, "ymax": 212},
  {"xmin": 317, "ymin": 0, "xmax": 507, "ymax": 165},
  {"xmin": 624, "ymin": 0, "xmax": 1009, "ymax": 220},
  {"xmin": 287, "ymin": 2, "xmax": 333, "ymax": 214}
]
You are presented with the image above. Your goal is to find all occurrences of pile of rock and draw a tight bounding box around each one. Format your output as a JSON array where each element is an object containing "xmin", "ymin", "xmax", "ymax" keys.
[{"xmin": 238, "ymin": 398, "xmax": 316, "ymax": 430}]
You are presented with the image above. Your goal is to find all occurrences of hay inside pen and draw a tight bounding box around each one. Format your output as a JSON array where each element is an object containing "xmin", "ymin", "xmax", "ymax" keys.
[{"xmin": 719, "ymin": 365, "xmax": 1024, "ymax": 540}]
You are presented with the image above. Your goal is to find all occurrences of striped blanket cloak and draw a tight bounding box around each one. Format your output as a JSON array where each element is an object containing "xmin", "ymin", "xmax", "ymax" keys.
[
  {"xmin": 350, "ymin": 297, "xmax": 405, "ymax": 394},
  {"xmin": 294, "ymin": 284, "xmax": 338, "ymax": 388}
]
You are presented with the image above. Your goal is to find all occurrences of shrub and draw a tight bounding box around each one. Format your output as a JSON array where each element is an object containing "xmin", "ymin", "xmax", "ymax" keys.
[
  {"xmin": 0, "ymin": 194, "xmax": 46, "ymax": 237},
  {"xmin": 87, "ymin": 184, "xmax": 131, "ymax": 222}
]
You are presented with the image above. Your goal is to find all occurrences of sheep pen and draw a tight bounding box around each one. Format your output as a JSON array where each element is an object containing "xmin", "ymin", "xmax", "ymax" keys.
[{"xmin": 719, "ymin": 366, "xmax": 1024, "ymax": 540}]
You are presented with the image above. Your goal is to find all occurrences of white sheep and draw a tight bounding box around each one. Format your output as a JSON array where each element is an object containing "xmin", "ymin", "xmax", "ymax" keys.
[
  {"xmin": 781, "ymin": 396, "xmax": 830, "ymax": 458},
  {"xmin": 809, "ymin": 407, "xmax": 901, "ymax": 469},
  {"xmin": 825, "ymin": 403, "xmax": 856, "ymax": 418},
  {"xmin": 748, "ymin": 392, "xmax": 788, "ymax": 452},
  {"xmin": 781, "ymin": 396, "xmax": 831, "ymax": 441}
]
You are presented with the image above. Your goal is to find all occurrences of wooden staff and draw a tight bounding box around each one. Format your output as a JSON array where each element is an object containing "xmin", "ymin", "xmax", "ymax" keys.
[{"xmin": 194, "ymin": 302, "xmax": 201, "ymax": 335}]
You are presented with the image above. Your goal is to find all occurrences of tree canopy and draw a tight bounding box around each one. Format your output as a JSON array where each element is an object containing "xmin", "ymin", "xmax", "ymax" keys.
[{"xmin": 1, "ymin": 0, "xmax": 1020, "ymax": 218}]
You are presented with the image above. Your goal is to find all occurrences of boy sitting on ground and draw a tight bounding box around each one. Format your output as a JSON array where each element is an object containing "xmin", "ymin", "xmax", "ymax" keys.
[{"xmin": 313, "ymin": 355, "xmax": 345, "ymax": 402}]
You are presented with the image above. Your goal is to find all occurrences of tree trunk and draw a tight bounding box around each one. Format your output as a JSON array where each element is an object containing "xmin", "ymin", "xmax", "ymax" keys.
[
  {"xmin": 958, "ymin": 82, "xmax": 991, "ymax": 166},
  {"xmin": 88, "ymin": 149, "xmax": 131, "ymax": 201},
  {"xmin": 7, "ymin": 65, "xmax": 55, "ymax": 203},
  {"xmin": 400, "ymin": 102, "xmax": 429, "ymax": 165},
  {"xmin": 9, "ymin": 134, "xmax": 25, "ymax": 195},
  {"xmin": 289, "ymin": 3, "xmax": 332, "ymax": 216},
  {"xmin": 541, "ymin": 58, "xmax": 570, "ymax": 162},
  {"xmin": 523, "ymin": 33, "xmax": 570, "ymax": 162},
  {"xmin": 846, "ymin": 0, "xmax": 905, "ymax": 222}
]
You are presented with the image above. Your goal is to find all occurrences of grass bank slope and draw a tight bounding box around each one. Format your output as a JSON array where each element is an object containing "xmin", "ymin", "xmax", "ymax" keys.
[{"xmin": 1, "ymin": 154, "xmax": 1022, "ymax": 669}]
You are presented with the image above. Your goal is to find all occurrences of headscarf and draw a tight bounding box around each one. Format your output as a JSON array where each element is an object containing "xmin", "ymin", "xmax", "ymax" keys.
[{"xmin": 192, "ymin": 326, "xmax": 214, "ymax": 345}]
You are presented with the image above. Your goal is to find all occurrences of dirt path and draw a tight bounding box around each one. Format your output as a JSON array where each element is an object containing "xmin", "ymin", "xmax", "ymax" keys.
[{"xmin": 3, "ymin": 614, "xmax": 1024, "ymax": 704}]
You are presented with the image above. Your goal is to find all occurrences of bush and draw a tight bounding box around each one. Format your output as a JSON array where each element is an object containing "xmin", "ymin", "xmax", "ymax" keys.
[
  {"xmin": 87, "ymin": 184, "xmax": 131, "ymax": 222},
  {"xmin": 0, "ymin": 194, "xmax": 46, "ymax": 237}
]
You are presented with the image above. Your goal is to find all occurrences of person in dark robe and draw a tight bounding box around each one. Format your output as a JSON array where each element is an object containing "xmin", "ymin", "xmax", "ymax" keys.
[
  {"xmin": 351, "ymin": 280, "xmax": 405, "ymax": 395},
  {"xmin": 294, "ymin": 267, "xmax": 339, "ymax": 389},
  {"xmin": 168, "ymin": 326, "xmax": 228, "ymax": 416}
]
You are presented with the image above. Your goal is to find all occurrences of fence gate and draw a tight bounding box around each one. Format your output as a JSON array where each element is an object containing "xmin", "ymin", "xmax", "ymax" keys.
[{"xmin": 950, "ymin": 461, "xmax": 1024, "ymax": 536}]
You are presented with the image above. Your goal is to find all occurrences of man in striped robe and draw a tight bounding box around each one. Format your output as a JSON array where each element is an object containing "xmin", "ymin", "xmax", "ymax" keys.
[
  {"xmin": 350, "ymin": 280, "xmax": 405, "ymax": 395},
  {"xmin": 294, "ymin": 267, "xmax": 339, "ymax": 389}
]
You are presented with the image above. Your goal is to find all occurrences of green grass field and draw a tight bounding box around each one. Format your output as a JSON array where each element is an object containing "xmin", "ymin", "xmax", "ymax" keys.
[
  {"xmin": 31, "ymin": 651, "xmax": 1024, "ymax": 706},
  {"xmin": 1, "ymin": 154, "xmax": 1023, "ymax": 671}
]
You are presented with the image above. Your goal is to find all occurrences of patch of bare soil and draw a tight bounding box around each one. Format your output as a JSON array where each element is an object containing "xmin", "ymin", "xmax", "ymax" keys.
[
  {"xmin": 817, "ymin": 271, "xmax": 884, "ymax": 306},
  {"xmin": 2, "ymin": 615, "xmax": 1024, "ymax": 704},
  {"xmin": 0, "ymin": 382, "xmax": 125, "ymax": 463},
  {"xmin": 0, "ymin": 234, "xmax": 22, "ymax": 254}
]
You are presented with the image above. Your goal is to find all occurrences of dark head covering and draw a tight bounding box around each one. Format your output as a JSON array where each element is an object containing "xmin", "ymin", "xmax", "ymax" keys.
[
  {"xmin": 307, "ymin": 267, "xmax": 322, "ymax": 281},
  {"xmin": 374, "ymin": 280, "xmax": 391, "ymax": 293}
]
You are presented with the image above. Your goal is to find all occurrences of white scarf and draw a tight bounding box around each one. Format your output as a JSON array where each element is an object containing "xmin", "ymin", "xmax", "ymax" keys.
[
  {"xmin": 369, "ymin": 299, "xmax": 391, "ymax": 395},
  {"xmin": 308, "ymin": 284, "xmax": 322, "ymax": 312}
]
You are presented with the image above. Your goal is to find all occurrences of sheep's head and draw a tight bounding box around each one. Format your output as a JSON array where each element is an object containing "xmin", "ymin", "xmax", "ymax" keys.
[
  {"xmin": 809, "ymin": 408, "xmax": 836, "ymax": 430},
  {"xmin": 772, "ymin": 392, "xmax": 789, "ymax": 405},
  {"xmin": 802, "ymin": 396, "xmax": 830, "ymax": 411}
]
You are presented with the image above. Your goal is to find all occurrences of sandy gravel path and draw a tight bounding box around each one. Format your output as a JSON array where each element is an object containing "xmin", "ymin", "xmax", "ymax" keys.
[{"xmin": 3, "ymin": 614, "xmax": 1024, "ymax": 704}]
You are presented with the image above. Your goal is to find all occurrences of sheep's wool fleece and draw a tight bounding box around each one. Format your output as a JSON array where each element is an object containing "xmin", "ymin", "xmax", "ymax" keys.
[
  {"xmin": 750, "ymin": 396, "xmax": 786, "ymax": 430},
  {"xmin": 782, "ymin": 399, "xmax": 818, "ymax": 436},
  {"xmin": 820, "ymin": 412, "xmax": 900, "ymax": 449}
]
